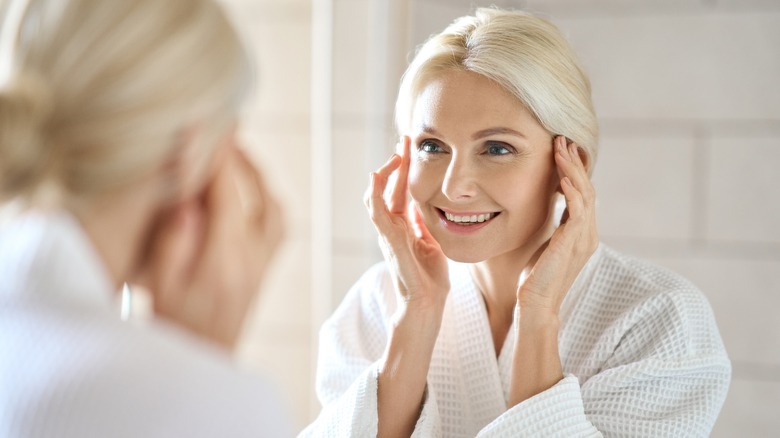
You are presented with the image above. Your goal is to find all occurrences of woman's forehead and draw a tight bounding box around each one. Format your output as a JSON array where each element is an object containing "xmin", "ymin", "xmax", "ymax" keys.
[{"xmin": 410, "ymin": 71, "xmax": 547, "ymax": 140}]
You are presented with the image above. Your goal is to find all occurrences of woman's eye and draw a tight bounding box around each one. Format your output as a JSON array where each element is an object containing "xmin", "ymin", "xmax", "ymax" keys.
[
  {"xmin": 419, "ymin": 140, "xmax": 443, "ymax": 154},
  {"xmin": 486, "ymin": 142, "xmax": 512, "ymax": 156}
]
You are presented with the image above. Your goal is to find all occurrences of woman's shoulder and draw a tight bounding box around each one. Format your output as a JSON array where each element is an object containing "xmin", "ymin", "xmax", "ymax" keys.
[
  {"xmin": 592, "ymin": 244, "xmax": 706, "ymax": 305},
  {"xmin": 0, "ymin": 301, "xmax": 292, "ymax": 437},
  {"xmin": 578, "ymin": 244, "xmax": 723, "ymax": 344},
  {"xmin": 565, "ymin": 245, "xmax": 728, "ymax": 367}
]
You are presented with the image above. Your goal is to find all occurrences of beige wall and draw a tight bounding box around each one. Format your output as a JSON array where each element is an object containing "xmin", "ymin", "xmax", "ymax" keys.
[
  {"xmin": 217, "ymin": 0, "xmax": 315, "ymax": 431},
  {"xmin": 223, "ymin": 0, "xmax": 780, "ymax": 435}
]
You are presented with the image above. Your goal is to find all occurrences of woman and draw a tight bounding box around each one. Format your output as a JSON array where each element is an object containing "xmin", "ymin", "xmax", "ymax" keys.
[
  {"xmin": 0, "ymin": 0, "xmax": 290, "ymax": 436},
  {"xmin": 303, "ymin": 8, "xmax": 730, "ymax": 437}
]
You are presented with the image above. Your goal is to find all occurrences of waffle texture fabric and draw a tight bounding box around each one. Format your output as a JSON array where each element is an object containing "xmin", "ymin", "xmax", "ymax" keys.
[
  {"xmin": 0, "ymin": 212, "xmax": 292, "ymax": 438},
  {"xmin": 301, "ymin": 244, "xmax": 731, "ymax": 437}
]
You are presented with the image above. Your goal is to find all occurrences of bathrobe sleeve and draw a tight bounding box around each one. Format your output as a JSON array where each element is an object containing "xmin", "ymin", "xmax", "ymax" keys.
[
  {"xmin": 298, "ymin": 264, "xmax": 443, "ymax": 437},
  {"xmin": 476, "ymin": 287, "xmax": 731, "ymax": 438}
]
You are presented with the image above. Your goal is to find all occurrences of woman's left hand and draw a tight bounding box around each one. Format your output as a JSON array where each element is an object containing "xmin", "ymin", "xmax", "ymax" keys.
[{"xmin": 516, "ymin": 135, "xmax": 599, "ymax": 316}]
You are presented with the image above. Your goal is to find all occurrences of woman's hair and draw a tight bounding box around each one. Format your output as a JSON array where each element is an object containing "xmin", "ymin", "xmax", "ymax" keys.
[
  {"xmin": 395, "ymin": 8, "xmax": 599, "ymax": 174},
  {"xmin": 0, "ymin": 0, "xmax": 251, "ymax": 205}
]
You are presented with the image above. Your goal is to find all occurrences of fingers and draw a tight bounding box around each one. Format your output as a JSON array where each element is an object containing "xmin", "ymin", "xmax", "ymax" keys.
[
  {"xmin": 364, "ymin": 154, "xmax": 402, "ymax": 226},
  {"xmin": 144, "ymin": 202, "xmax": 205, "ymax": 314},
  {"xmin": 388, "ymin": 137, "xmax": 411, "ymax": 215},
  {"xmin": 367, "ymin": 171, "xmax": 393, "ymax": 231},
  {"xmin": 376, "ymin": 153, "xmax": 402, "ymax": 180},
  {"xmin": 554, "ymin": 136, "xmax": 594, "ymax": 219},
  {"xmin": 554, "ymin": 137, "xmax": 587, "ymax": 189},
  {"xmin": 559, "ymin": 175, "xmax": 584, "ymax": 220}
]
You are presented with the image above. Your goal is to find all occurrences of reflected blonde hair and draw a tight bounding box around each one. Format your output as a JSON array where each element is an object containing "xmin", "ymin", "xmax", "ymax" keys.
[
  {"xmin": 396, "ymin": 8, "xmax": 598, "ymax": 174},
  {"xmin": 0, "ymin": 0, "xmax": 250, "ymax": 205}
]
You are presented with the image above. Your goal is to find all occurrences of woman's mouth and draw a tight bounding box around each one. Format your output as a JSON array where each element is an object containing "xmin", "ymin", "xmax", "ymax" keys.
[
  {"xmin": 436, "ymin": 208, "xmax": 500, "ymax": 234},
  {"xmin": 442, "ymin": 210, "xmax": 499, "ymax": 224}
]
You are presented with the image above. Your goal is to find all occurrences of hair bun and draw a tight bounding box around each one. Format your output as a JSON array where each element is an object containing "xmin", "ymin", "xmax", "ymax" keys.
[{"xmin": 0, "ymin": 71, "xmax": 55, "ymax": 200}]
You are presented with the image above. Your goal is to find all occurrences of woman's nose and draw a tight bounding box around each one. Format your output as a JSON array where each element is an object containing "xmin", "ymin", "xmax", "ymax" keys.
[{"xmin": 441, "ymin": 155, "xmax": 478, "ymax": 201}]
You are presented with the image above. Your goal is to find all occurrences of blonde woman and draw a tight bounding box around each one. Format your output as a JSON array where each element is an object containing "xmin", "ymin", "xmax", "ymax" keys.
[
  {"xmin": 303, "ymin": 8, "xmax": 730, "ymax": 437},
  {"xmin": 0, "ymin": 0, "xmax": 290, "ymax": 436}
]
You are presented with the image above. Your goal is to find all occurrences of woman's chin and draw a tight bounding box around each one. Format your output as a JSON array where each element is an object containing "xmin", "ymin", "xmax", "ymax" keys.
[{"xmin": 440, "ymin": 246, "xmax": 491, "ymax": 264}]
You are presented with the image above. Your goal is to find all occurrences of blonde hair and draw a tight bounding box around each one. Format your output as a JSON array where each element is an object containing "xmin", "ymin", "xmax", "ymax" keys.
[
  {"xmin": 0, "ymin": 0, "xmax": 251, "ymax": 205},
  {"xmin": 396, "ymin": 8, "xmax": 599, "ymax": 173}
]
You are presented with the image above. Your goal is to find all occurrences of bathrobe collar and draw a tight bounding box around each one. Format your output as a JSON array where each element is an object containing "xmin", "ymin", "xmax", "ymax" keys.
[
  {"xmin": 0, "ymin": 210, "xmax": 116, "ymax": 310},
  {"xmin": 437, "ymin": 245, "xmax": 605, "ymax": 428}
]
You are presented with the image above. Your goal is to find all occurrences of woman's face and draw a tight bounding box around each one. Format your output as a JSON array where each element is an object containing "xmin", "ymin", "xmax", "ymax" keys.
[{"xmin": 408, "ymin": 70, "xmax": 559, "ymax": 263}]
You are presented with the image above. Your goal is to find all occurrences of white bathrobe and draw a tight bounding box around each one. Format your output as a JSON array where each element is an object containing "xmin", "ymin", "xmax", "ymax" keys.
[
  {"xmin": 0, "ymin": 212, "xmax": 291, "ymax": 438},
  {"xmin": 302, "ymin": 244, "xmax": 731, "ymax": 437}
]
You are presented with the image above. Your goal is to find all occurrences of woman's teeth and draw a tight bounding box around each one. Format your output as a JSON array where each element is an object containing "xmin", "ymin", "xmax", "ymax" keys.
[{"xmin": 444, "ymin": 211, "xmax": 497, "ymax": 224}]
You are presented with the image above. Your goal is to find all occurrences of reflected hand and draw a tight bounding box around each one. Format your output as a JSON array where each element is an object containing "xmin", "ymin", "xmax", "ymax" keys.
[
  {"xmin": 364, "ymin": 136, "xmax": 450, "ymax": 314},
  {"xmin": 517, "ymin": 136, "xmax": 598, "ymax": 315},
  {"xmin": 137, "ymin": 144, "xmax": 284, "ymax": 350}
]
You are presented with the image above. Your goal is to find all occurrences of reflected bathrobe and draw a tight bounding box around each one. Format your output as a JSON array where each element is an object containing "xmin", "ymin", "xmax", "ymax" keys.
[
  {"xmin": 0, "ymin": 212, "xmax": 291, "ymax": 438},
  {"xmin": 302, "ymin": 244, "xmax": 730, "ymax": 437}
]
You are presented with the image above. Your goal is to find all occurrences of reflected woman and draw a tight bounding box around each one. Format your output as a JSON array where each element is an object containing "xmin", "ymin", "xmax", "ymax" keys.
[
  {"xmin": 0, "ymin": 0, "xmax": 290, "ymax": 436},
  {"xmin": 303, "ymin": 8, "xmax": 730, "ymax": 437}
]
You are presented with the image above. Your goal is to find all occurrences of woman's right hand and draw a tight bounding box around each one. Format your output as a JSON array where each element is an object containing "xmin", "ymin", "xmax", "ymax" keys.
[
  {"xmin": 364, "ymin": 136, "xmax": 450, "ymax": 316},
  {"xmin": 368, "ymin": 137, "xmax": 450, "ymax": 438}
]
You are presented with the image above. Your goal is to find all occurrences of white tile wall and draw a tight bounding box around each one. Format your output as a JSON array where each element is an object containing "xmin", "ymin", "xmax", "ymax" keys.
[
  {"xmin": 707, "ymin": 136, "xmax": 780, "ymax": 244},
  {"xmin": 332, "ymin": 252, "xmax": 382, "ymax": 312},
  {"xmin": 247, "ymin": 238, "xmax": 313, "ymax": 329},
  {"xmin": 652, "ymin": 257, "xmax": 780, "ymax": 365},
  {"xmin": 331, "ymin": 127, "xmax": 376, "ymax": 243},
  {"xmin": 553, "ymin": 12, "xmax": 780, "ymax": 120},
  {"xmin": 711, "ymin": 379, "xmax": 780, "ymax": 437},
  {"xmin": 239, "ymin": 126, "xmax": 312, "ymax": 235},
  {"xmin": 332, "ymin": 0, "xmax": 372, "ymax": 119},
  {"xmin": 240, "ymin": 21, "xmax": 312, "ymax": 117},
  {"xmin": 522, "ymin": 0, "xmax": 704, "ymax": 11},
  {"xmin": 594, "ymin": 136, "xmax": 696, "ymax": 240},
  {"xmin": 220, "ymin": 0, "xmax": 315, "ymax": 429},
  {"xmin": 410, "ymin": 2, "xmax": 467, "ymax": 48}
]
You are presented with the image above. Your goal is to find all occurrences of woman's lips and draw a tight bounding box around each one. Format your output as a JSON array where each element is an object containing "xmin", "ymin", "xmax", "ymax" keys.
[{"xmin": 435, "ymin": 208, "xmax": 500, "ymax": 235}]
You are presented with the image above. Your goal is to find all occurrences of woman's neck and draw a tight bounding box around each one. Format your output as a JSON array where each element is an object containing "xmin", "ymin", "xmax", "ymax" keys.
[
  {"xmin": 72, "ymin": 183, "xmax": 161, "ymax": 292},
  {"xmin": 469, "ymin": 219, "xmax": 555, "ymax": 354}
]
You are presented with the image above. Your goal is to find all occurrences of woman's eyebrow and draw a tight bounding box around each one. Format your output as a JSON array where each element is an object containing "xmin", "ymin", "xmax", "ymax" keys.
[
  {"xmin": 471, "ymin": 127, "xmax": 526, "ymax": 140},
  {"xmin": 419, "ymin": 124, "xmax": 442, "ymax": 137}
]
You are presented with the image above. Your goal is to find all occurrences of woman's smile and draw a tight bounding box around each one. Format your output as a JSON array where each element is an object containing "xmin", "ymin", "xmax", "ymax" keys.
[{"xmin": 435, "ymin": 207, "xmax": 501, "ymax": 234}]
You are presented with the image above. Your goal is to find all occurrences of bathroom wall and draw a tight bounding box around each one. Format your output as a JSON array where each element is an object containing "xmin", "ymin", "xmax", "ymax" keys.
[{"xmin": 218, "ymin": 0, "xmax": 316, "ymax": 430}]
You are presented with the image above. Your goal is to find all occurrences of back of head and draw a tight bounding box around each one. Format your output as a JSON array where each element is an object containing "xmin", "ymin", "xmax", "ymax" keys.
[
  {"xmin": 396, "ymin": 8, "xmax": 599, "ymax": 173},
  {"xmin": 0, "ymin": 0, "xmax": 250, "ymax": 207}
]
